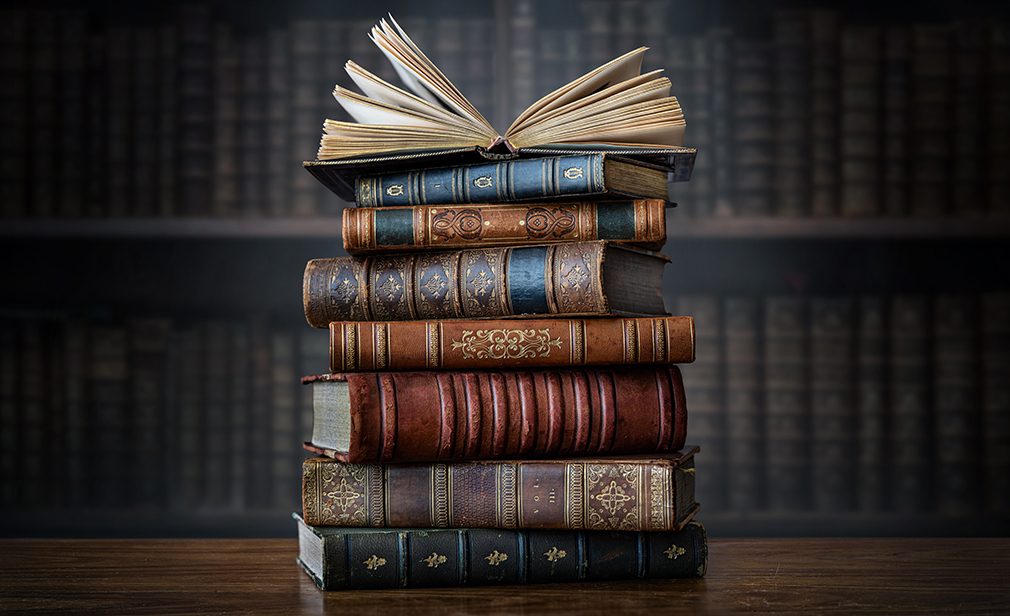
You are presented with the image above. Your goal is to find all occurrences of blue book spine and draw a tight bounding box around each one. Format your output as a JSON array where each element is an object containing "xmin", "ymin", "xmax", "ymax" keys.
[{"xmin": 355, "ymin": 154, "xmax": 606, "ymax": 206}]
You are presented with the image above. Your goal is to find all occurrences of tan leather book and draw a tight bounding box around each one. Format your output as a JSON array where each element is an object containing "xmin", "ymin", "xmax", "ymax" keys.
[
  {"xmin": 301, "ymin": 448, "xmax": 698, "ymax": 531},
  {"xmin": 303, "ymin": 241, "xmax": 668, "ymax": 326},
  {"xmin": 303, "ymin": 366, "xmax": 688, "ymax": 463},
  {"xmin": 342, "ymin": 200, "xmax": 667, "ymax": 254},
  {"xmin": 328, "ymin": 316, "xmax": 693, "ymax": 372}
]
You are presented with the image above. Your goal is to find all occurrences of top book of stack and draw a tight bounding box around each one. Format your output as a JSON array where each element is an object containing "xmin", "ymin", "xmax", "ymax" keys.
[{"xmin": 302, "ymin": 16, "xmax": 696, "ymax": 204}]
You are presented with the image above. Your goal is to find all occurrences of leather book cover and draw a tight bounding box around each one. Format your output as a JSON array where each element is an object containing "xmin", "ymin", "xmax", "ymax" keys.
[
  {"xmin": 301, "ymin": 449, "xmax": 699, "ymax": 532},
  {"xmin": 303, "ymin": 241, "xmax": 668, "ymax": 326},
  {"xmin": 296, "ymin": 514, "xmax": 707, "ymax": 590},
  {"xmin": 304, "ymin": 365, "xmax": 688, "ymax": 463},
  {"xmin": 342, "ymin": 200, "xmax": 667, "ymax": 254},
  {"xmin": 328, "ymin": 317, "xmax": 694, "ymax": 372}
]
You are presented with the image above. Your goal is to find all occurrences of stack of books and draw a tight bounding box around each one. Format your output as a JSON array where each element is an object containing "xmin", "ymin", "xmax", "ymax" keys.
[{"xmin": 293, "ymin": 17, "xmax": 706, "ymax": 590}]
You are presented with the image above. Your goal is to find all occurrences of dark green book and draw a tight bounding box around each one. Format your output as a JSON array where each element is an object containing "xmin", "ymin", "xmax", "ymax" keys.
[{"xmin": 295, "ymin": 514, "xmax": 707, "ymax": 590}]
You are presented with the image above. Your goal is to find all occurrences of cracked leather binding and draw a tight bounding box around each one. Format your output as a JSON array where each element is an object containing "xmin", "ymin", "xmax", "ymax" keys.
[
  {"xmin": 300, "ymin": 449, "xmax": 698, "ymax": 531},
  {"xmin": 302, "ymin": 241, "xmax": 668, "ymax": 326},
  {"xmin": 328, "ymin": 316, "xmax": 694, "ymax": 372},
  {"xmin": 342, "ymin": 200, "xmax": 667, "ymax": 254},
  {"xmin": 304, "ymin": 365, "xmax": 688, "ymax": 462},
  {"xmin": 296, "ymin": 513, "xmax": 707, "ymax": 590}
]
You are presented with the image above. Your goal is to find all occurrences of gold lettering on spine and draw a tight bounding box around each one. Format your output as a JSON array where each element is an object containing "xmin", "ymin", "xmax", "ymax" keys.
[{"xmin": 375, "ymin": 323, "xmax": 388, "ymax": 369}]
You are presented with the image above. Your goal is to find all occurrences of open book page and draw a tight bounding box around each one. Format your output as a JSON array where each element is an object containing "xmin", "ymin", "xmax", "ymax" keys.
[{"xmin": 316, "ymin": 16, "xmax": 686, "ymax": 160}]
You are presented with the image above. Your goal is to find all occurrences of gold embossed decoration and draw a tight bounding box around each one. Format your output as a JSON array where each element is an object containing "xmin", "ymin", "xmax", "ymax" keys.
[
  {"xmin": 473, "ymin": 175, "xmax": 493, "ymax": 189},
  {"xmin": 586, "ymin": 463, "xmax": 641, "ymax": 530},
  {"xmin": 664, "ymin": 545, "xmax": 686, "ymax": 560},
  {"xmin": 450, "ymin": 328, "xmax": 563, "ymax": 359},
  {"xmin": 525, "ymin": 207, "xmax": 577, "ymax": 239},
  {"xmin": 317, "ymin": 463, "xmax": 369, "ymax": 526},
  {"xmin": 595, "ymin": 480, "xmax": 634, "ymax": 515},
  {"xmin": 422, "ymin": 553, "xmax": 447, "ymax": 568},
  {"xmin": 431, "ymin": 208, "xmax": 485, "ymax": 241},
  {"xmin": 363, "ymin": 555, "xmax": 387, "ymax": 570},
  {"xmin": 563, "ymin": 167, "xmax": 584, "ymax": 180},
  {"xmin": 544, "ymin": 547, "xmax": 567, "ymax": 562},
  {"xmin": 385, "ymin": 184, "xmax": 404, "ymax": 197},
  {"xmin": 485, "ymin": 550, "xmax": 509, "ymax": 566}
]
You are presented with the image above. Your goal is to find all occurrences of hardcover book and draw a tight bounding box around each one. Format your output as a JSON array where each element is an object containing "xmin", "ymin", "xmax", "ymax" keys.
[
  {"xmin": 327, "ymin": 316, "xmax": 693, "ymax": 372},
  {"xmin": 301, "ymin": 450, "xmax": 698, "ymax": 531},
  {"xmin": 304, "ymin": 365, "xmax": 688, "ymax": 463},
  {"xmin": 296, "ymin": 514, "xmax": 707, "ymax": 590},
  {"xmin": 302, "ymin": 241, "xmax": 668, "ymax": 326},
  {"xmin": 342, "ymin": 200, "xmax": 667, "ymax": 254}
]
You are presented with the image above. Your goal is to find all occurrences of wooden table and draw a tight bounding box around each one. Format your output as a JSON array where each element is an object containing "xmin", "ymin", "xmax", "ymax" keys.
[{"xmin": 1, "ymin": 539, "xmax": 1007, "ymax": 614}]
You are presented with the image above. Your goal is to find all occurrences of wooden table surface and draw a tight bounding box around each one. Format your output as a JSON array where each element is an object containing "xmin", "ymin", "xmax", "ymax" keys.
[{"xmin": 1, "ymin": 538, "xmax": 1008, "ymax": 615}]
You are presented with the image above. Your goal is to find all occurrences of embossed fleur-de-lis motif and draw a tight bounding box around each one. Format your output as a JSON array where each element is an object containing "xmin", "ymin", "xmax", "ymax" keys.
[
  {"xmin": 470, "ymin": 270, "xmax": 494, "ymax": 298},
  {"xmin": 363, "ymin": 555, "xmax": 387, "ymax": 570},
  {"xmin": 595, "ymin": 479, "xmax": 634, "ymax": 515},
  {"xmin": 331, "ymin": 276, "xmax": 357, "ymax": 304},
  {"xmin": 562, "ymin": 264, "xmax": 588, "ymax": 290},
  {"xmin": 423, "ymin": 272, "xmax": 447, "ymax": 299},
  {"xmin": 485, "ymin": 550, "xmax": 508, "ymax": 566},
  {"xmin": 379, "ymin": 274, "xmax": 402, "ymax": 302},
  {"xmin": 664, "ymin": 545, "xmax": 686, "ymax": 560},
  {"xmin": 544, "ymin": 547, "xmax": 567, "ymax": 562},
  {"xmin": 323, "ymin": 478, "xmax": 362, "ymax": 512},
  {"xmin": 422, "ymin": 553, "xmax": 447, "ymax": 568}
]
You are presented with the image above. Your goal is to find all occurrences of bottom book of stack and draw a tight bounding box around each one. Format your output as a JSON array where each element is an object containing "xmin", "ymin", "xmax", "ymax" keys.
[{"xmin": 295, "ymin": 452, "xmax": 707, "ymax": 590}]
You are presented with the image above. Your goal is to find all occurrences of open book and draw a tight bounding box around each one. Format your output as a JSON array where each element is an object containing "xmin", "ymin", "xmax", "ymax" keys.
[{"xmin": 319, "ymin": 16, "xmax": 686, "ymax": 160}]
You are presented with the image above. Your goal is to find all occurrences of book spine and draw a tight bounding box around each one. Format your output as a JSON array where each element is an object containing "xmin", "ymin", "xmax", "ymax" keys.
[
  {"xmin": 708, "ymin": 28, "xmax": 734, "ymax": 217},
  {"xmin": 0, "ymin": 10, "xmax": 28, "ymax": 217},
  {"xmin": 355, "ymin": 154, "xmax": 609, "ymax": 207},
  {"xmin": 810, "ymin": 298, "xmax": 855, "ymax": 511},
  {"xmin": 239, "ymin": 35, "xmax": 266, "ymax": 218},
  {"xmin": 313, "ymin": 366, "xmax": 688, "ymax": 463},
  {"xmin": 88, "ymin": 324, "xmax": 128, "ymax": 507},
  {"xmin": 29, "ymin": 12, "xmax": 58, "ymax": 217},
  {"xmin": 299, "ymin": 328, "xmax": 329, "ymax": 465},
  {"xmin": 212, "ymin": 25, "xmax": 240, "ymax": 218},
  {"xmin": 723, "ymin": 297, "xmax": 762, "ymax": 511},
  {"xmin": 809, "ymin": 11, "xmax": 840, "ymax": 216},
  {"xmin": 676, "ymin": 296, "xmax": 725, "ymax": 512},
  {"xmin": 132, "ymin": 28, "xmax": 159, "ymax": 217},
  {"xmin": 204, "ymin": 322, "xmax": 230, "ymax": 510},
  {"xmin": 731, "ymin": 39, "xmax": 773, "ymax": 216},
  {"xmin": 328, "ymin": 317, "xmax": 694, "ymax": 372},
  {"xmin": 176, "ymin": 6, "xmax": 213, "ymax": 216},
  {"xmin": 840, "ymin": 26, "xmax": 882, "ymax": 217},
  {"xmin": 763, "ymin": 297, "xmax": 809, "ymax": 512},
  {"xmin": 57, "ymin": 11, "xmax": 87, "ymax": 218},
  {"xmin": 85, "ymin": 33, "xmax": 107, "ymax": 217},
  {"xmin": 772, "ymin": 11, "xmax": 811, "ymax": 216},
  {"xmin": 271, "ymin": 330, "xmax": 297, "ymax": 512},
  {"xmin": 21, "ymin": 322, "xmax": 46, "ymax": 507},
  {"xmin": 64, "ymin": 320, "xmax": 87, "ymax": 506},
  {"xmin": 909, "ymin": 26, "xmax": 952, "ymax": 216},
  {"xmin": 173, "ymin": 323, "xmax": 203, "ymax": 510},
  {"xmin": 303, "ymin": 242, "xmax": 619, "ymax": 326},
  {"xmin": 932, "ymin": 296, "xmax": 980, "ymax": 514},
  {"xmin": 248, "ymin": 319, "xmax": 273, "ymax": 509},
  {"xmin": 889, "ymin": 297, "xmax": 931, "ymax": 511},
  {"xmin": 304, "ymin": 522, "xmax": 707, "ymax": 590},
  {"xmin": 158, "ymin": 25, "xmax": 178, "ymax": 217},
  {"xmin": 881, "ymin": 27, "xmax": 910, "ymax": 216},
  {"xmin": 228, "ymin": 322, "xmax": 249, "ymax": 509},
  {"xmin": 301, "ymin": 455, "xmax": 696, "ymax": 531},
  {"xmin": 343, "ymin": 201, "xmax": 667, "ymax": 254},
  {"xmin": 128, "ymin": 319, "xmax": 172, "ymax": 509},
  {"xmin": 856, "ymin": 297, "xmax": 888, "ymax": 512},
  {"xmin": 683, "ymin": 36, "xmax": 713, "ymax": 216},
  {"xmin": 0, "ymin": 322, "xmax": 17, "ymax": 506},
  {"xmin": 507, "ymin": 1, "xmax": 535, "ymax": 122},
  {"xmin": 981, "ymin": 293, "xmax": 1010, "ymax": 512},
  {"xmin": 463, "ymin": 17, "xmax": 495, "ymax": 122},
  {"xmin": 265, "ymin": 29, "xmax": 289, "ymax": 218},
  {"xmin": 288, "ymin": 20, "xmax": 323, "ymax": 217},
  {"xmin": 105, "ymin": 27, "xmax": 132, "ymax": 218},
  {"xmin": 989, "ymin": 24, "xmax": 1010, "ymax": 215},
  {"xmin": 952, "ymin": 21, "xmax": 988, "ymax": 216}
]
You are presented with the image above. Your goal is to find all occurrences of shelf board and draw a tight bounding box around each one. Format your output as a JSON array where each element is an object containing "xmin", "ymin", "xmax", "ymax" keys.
[{"xmin": 2, "ymin": 217, "xmax": 1010, "ymax": 239}]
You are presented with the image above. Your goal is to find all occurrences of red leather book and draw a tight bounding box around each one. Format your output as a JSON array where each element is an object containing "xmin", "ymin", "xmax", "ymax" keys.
[
  {"xmin": 328, "ymin": 316, "xmax": 695, "ymax": 372},
  {"xmin": 301, "ymin": 449, "xmax": 699, "ymax": 531},
  {"xmin": 304, "ymin": 366, "xmax": 688, "ymax": 463}
]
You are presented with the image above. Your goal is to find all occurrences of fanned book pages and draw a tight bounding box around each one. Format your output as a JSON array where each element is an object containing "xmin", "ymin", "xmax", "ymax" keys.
[{"xmin": 317, "ymin": 16, "xmax": 686, "ymax": 159}]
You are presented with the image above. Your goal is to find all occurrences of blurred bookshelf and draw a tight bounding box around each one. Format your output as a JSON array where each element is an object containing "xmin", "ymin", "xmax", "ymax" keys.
[{"xmin": 1, "ymin": 0, "xmax": 1009, "ymax": 538}]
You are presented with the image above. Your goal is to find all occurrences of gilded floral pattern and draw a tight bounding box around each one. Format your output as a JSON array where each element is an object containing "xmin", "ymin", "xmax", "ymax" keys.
[{"xmin": 450, "ymin": 328, "xmax": 562, "ymax": 360}]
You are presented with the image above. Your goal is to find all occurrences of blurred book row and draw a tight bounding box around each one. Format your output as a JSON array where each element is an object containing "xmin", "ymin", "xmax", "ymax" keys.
[
  {"xmin": 0, "ymin": 315, "xmax": 327, "ymax": 512},
  {"xmin": 680, "ymin": 292, "xmax": 1009, "ymax": 516},
  {"xmin": 2, "ymin": 4, "xmax": 1007, "ymax": 220}
]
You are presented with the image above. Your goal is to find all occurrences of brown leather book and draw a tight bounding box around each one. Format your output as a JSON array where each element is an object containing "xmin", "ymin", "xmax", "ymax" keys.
[
  {"xmin": 328, "ymin": 316, "xmax": 694, "ymax": 372},
  {"xmin": 342, "ymin": 200, "xmax": 667, "ymax": 255},
  {"xmin": 303, "ymin": 366, "xmax": 688, "ymax": 463},
  {"xmin": 301, "ymin": 448, "xmax": 699, "ymax": 531},
  {"xmin": 302, "ymin": 241, "xmax": 668, "ymax": 327}
]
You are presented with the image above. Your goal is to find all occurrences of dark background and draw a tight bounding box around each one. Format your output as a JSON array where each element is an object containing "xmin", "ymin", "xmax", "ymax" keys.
[{"xmin": 1, "ymin": 0, "xmax": 1008, "ymax": 537}]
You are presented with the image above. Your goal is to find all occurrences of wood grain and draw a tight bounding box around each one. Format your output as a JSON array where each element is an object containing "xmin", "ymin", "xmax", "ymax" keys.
[{"xmin": 1, "ymin": 538, "xmax": 1008, "ymax": 615}]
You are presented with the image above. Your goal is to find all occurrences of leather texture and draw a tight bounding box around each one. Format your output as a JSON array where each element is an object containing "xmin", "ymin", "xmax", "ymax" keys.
[
  {"xmin": 298, "ymin": 516, "xmax": 707, "ymax": 590},
  {"xmin": 303, "ymin": 241, "xmax": 664, "ymax": 326},
  {"xmin": 342, "ymin": 200, "xmax": 667, "ymax": 254},
  {"xmin": 328, "ymin": 316, "xmax": 695, "ymax": 371},
  {"xmin": 305, "ymin": 365, "xmax": 689, "ymax": 462},
  {"xmin": 301, "ymin": 449, "xmax": 699, "ymax": 531}
]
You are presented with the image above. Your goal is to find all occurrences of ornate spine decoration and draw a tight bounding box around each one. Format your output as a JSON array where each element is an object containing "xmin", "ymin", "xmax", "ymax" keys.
[
  {"xmin": 450, "ymin": 328, "xmax": 563, "ymax": 360},
  {"xmin": 431, "ymin": 208, "xmax": 485, "ymax": 240},
  {"xmin": 524, "ymin": 207, "xmax": 577, "ymax": 239}
]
